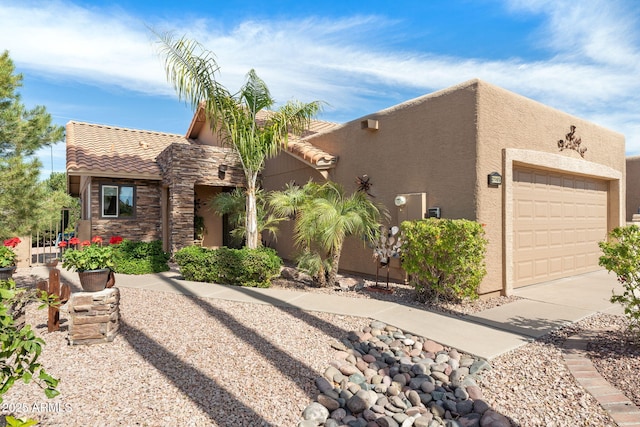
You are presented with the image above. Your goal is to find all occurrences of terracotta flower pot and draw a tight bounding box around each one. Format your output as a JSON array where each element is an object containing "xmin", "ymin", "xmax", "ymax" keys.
[
  {"xmin": 0, "ymin": 266, "xmax": 16, "ymax": 281},
  {"xmin": 77, "ymin": 269, "xmax": 111, "ymax": 292}
]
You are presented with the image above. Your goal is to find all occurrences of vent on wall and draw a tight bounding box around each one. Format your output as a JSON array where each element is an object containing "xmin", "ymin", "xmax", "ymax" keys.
[{"xmin": 361, "ymin": 119, "xmax": 379, "ymax": 130}]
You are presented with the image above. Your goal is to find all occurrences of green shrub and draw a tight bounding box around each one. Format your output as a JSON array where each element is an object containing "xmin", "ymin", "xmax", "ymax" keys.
[
  {"xmin": 0, "ymin": 279, "xmax": 59, "ymax": 403},
  {"xmin": 401, "ymin": 218, "xmax": 488, "ymax": 302},
  {"xmin": 174, "ymin": 245, "xmax": 220, "ymax": 282},
  {"xmin": 599, "ymin": 225, "xmax": 640, "ymax": 336},
  {"xmin": 235, "ymin": 247, "xmax": 282, "ymax": 288},
  {"xmin": 174, "ymin": 246, "xmax": 281, "ymax": 288},
  {"xmin": 112, "ymin": 240, "xmax": 170, "ymax": 274}
]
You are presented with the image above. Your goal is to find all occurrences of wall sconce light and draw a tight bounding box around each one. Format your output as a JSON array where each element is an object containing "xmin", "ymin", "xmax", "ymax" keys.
[
  {"xmin": 488, "ymin": 172, "xmax": 502, "ymax": 186},
  {"xmin": 218, "ymin": 164, "xmax": 228, "ymax": 180}
]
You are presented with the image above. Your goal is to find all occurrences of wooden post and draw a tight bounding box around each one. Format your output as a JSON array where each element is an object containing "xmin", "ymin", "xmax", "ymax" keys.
[
  {"xmin": 37, "ymin": 268, "xmax": 70, "ymax": 332},
  {"xmin": 47, "ymin": 269, "xmax": 60, "ymax": 332}
]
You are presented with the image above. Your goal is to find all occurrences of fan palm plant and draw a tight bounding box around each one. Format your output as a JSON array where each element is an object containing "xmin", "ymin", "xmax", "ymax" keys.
[
  {"xmin": 269, "ymin": 181, "xmax": 388, "ymax": 287},
  {"xmin": 155, "ymin": 32, "xmax": 322, "ymax": 249}
]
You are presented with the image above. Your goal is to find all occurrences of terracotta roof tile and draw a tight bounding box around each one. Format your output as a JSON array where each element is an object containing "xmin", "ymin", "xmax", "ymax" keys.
[
  {"xmin": 67, "ymin": 113, "xmax": 340, "ymax": 177},
  {"xmin": 254, "ymin": 110, "xmax": 340, "ymax": 168},
  {"xmin": 66, "ymin": 121, "xmax": 188, "ymax": 177},
  {"xmin": 287, "ymin": 119, "xmax": 340, "ymax": 168}
]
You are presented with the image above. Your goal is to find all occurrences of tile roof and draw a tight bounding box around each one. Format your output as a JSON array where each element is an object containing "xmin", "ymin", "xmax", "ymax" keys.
[
  {"xmin": 255, "ymin": 110, "xmax": 341, "ymax": 168},
  {"xmin": 66, "ymin": 121, "xmax": 188, "ymax": 178},
  {"xmin": 286, "ymin": 119, "xmax": 340, "ymax": 168},
  {"xmin": 66, "ymin": 112, "xmax": 341, "ymax": 179}
]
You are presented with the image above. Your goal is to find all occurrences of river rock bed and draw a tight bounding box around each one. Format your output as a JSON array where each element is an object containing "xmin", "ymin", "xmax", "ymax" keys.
[{"xmin": 300, "ymin": 320, "xmax": 507, "ymax": 427}]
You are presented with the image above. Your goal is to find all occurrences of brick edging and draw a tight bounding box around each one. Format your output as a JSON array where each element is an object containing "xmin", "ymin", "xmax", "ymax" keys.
[{"xmin": 563, "ymin": 331, "xmax": 640, "ymax": 426}]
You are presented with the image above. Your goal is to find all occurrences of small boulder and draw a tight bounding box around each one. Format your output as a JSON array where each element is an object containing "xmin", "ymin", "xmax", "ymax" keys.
[
  {"xmin": 280, "ymin": 266, "xmax": 299, "ymax": 280},
  {"xmin": 301, "ymin": 402, "xmax": 329, "ymax": 424},
  {"xmin": 480, "ymin": 410, "xmax": 510, "ymax": 427}
]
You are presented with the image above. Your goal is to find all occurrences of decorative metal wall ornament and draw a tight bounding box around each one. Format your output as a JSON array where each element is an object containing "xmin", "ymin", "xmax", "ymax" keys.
[
  {"xmin": 557, "ymin": 125, "xmax": 587, "ymax": 158},
  {"xmin": 356, "ymin": 174, "xmax": 374, "ymax": 197}
]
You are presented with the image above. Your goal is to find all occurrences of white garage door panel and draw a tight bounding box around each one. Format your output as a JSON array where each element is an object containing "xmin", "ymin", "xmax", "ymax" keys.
[{"xmin": 513, "ymin": 167, "xmax": 608, "ymax": 288}]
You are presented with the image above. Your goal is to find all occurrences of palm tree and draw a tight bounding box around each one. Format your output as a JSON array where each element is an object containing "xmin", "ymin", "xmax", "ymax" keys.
[
  {"xmin": 269, "ymin": 181, "xmax": 388, "ymax": 287},
  {"xmin": 155, "ymin": 32, "xmax": 322, "ymax": 249},
  {"xmin": 208, "ymin": 187, "xmax": 285, "ymax": 246}
]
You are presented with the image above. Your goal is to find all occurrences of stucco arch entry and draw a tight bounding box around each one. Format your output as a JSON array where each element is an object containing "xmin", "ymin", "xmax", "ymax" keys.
[{"xmin": 503, "ymin": 148, "xmax": 623, "ymax": 295}]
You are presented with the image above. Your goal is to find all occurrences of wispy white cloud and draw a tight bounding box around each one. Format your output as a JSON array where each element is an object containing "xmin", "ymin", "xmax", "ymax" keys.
[
  {"xmin": 505, "ymin": 0, "xmax": 639, "ymax": 66},
  {"xmin": 1, "ymin": 0, "xmax": 639, "ymax": 153}
]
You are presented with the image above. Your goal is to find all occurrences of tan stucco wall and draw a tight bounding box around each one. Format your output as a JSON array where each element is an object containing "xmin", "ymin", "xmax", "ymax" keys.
[
  {"xmin": 194, "ymin": 185, "xmax": 224, "ymax": 248},
  {"xmin": 626, "ymin": 156, "xmax": 640, "ymax": 220},
  {"xmin": 263, "ymin": 79, "xmax": 626, "ymax": 295},
  {"xmin": 475, "ymin": 81, "xmax": 625, "ymax": 295},
  {"xmin": 264, "ymin": 80, "xmax": 480, "ymax": 278},
  {"xmin": 189, "ymin": 116, "xmax": 225, "ymax": 147},
  {"xmin": 262, "ymin": 153, "xmax": 327, "ymax": 258}
]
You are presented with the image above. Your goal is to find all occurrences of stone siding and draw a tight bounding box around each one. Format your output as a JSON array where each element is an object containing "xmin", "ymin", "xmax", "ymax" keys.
[
  {"xmin": 66, "ymin": 287, "xmax": 120, "ymax": 345},
  {"xmin": 90, "ymin": 178, "xmax": 162, "ymax": 242},
  {"xmin": 157, "ymin": 142, "xmax": 244, "ymax": 252}
]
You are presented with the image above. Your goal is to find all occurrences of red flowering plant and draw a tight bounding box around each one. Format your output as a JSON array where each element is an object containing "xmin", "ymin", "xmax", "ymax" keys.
[
  {"xmin": 0, "ymin": 237, "xmax": 21, "ymax": 268},
  {"xmin": 61, "ymin": 235, "xmax": 121, "ymax": 272}
]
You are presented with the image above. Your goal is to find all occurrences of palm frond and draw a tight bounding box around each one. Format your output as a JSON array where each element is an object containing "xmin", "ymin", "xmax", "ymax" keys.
[
  {"xmin": 267, "ymin": 182, "xmax": 308, "ymax": 218},
  {"xmin": 241, "ymin": 69, "xmax": 274, "ymax": 117},
  {"xmin": 154, "ymin": 31, "xmax": 221, "ymax": 112}
]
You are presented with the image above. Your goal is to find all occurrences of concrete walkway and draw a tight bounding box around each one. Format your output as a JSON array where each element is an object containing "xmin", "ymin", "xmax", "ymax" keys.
[{"xmin": 39, "ymin": 266, "xmax": 624, "ymax": 361}]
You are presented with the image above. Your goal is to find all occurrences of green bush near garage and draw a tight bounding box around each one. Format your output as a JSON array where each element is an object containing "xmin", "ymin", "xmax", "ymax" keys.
[
  {"xmin": 401, "ymin": 218, "xmax": 488, "ymax": 303},
  {"xmin": 599, "ymin": 225, "xmax": 640, "ymax": 337},
  {"xmin": 174, "ymin": 246, "xmax": 282, "ymax": 288},
  {"xmin": 112, "ymin": 240, "xmax": 170, "ymax": 274}
]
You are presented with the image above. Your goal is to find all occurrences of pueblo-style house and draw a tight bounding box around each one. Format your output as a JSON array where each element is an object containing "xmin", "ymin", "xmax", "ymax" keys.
[{"xmin": 67, "ymin": 79, "xmax": 627, "ymax": 297}]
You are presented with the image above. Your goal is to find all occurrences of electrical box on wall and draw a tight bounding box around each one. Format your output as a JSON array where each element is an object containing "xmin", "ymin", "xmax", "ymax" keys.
[
  {"xmin": 427, "ymin": 207, "xmax": 441, "ymax": 219},
  {"xmin": 396, "ymin": 192, "xmax": 427, "ymax": 222}
]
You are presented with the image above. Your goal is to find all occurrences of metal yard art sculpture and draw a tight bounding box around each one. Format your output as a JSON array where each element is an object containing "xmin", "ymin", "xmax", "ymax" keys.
[{"xmin": 371, "ymin": 225, "xmax": 403, "ymax": 291}]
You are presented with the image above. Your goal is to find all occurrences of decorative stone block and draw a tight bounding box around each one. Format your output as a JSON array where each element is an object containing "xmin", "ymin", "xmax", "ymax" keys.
[{"xmin": 67, "ymin": 288, "xmax": 120, "ymax": 345}]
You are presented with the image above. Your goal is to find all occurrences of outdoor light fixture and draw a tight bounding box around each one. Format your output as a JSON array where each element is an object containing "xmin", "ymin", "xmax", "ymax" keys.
[
  {"xmin": 488, "ymin": 172, "xmax": 502, "ymax": 186},
  {"xmin": 218, "ymin": 164, "xmax": 228, "ymax": 180}
]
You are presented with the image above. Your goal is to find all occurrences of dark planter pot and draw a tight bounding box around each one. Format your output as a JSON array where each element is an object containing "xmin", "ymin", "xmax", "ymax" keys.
[
  {"xmin": 77, "ymin": 268, "xmax": 110, "ymax": 292},
  {"xmin": 0, "ymin": 266, "xmax": 16, "ymax": 281}
]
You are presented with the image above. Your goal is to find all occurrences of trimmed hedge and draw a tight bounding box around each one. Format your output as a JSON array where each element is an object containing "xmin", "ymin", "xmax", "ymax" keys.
[
  {"xmin": 401, "ymin": 218, "xmax": 488, "ymax": 302},
  {"xmin": 112, "ymin": 240, "xmax": 170, "ymax": 274},
  {"xmin": 174, "ymin": 246, "xmax": 282, "ymax": 288}
]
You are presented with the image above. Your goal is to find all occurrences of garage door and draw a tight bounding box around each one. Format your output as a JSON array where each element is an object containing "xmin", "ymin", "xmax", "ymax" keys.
[{"xmin": 513, "ymin": 167, "xmax": 608, "ymax": 288}]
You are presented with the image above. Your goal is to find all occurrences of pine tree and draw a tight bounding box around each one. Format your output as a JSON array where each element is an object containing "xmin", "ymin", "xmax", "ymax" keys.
[{"xmin": 0, "ymin": 51, "xmax": 64, "ymax": 237}]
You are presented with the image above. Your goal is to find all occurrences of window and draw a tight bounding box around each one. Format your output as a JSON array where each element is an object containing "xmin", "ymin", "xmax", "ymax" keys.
[{"xmin": 101, "ymin": 184, "xmax": 135, "ymax": 218}]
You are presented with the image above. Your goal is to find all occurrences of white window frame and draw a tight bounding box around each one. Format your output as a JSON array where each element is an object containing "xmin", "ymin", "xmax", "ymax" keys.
[{"xmin": 102, "ymin": 185, "xmax": 119, "ymax": 218}]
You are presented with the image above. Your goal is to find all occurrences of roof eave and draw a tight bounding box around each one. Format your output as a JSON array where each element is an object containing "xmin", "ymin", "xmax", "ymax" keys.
[
  {"xmin": 66, "ymin": 168, "xmax": 162, "ymax": 181},
  {"xmin": 282, "ymin": 150, "xmax": 337, "ymax": 170}
]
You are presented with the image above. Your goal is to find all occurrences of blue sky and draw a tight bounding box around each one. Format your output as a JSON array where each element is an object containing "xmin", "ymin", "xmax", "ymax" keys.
[{"xmin": 1, "ymin": 0, "xmax": 639, "ymax": 176}]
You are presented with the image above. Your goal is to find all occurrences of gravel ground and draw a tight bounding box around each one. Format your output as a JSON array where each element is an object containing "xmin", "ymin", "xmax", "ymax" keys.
[
  {"xmin": 584, "ymin": 316, "xmax": 640, "ymax": 408},
  {"xmin": 479, "ymin": 314, "xmax": 623, "ymax": 427},
  {"xmin": 0, "ymin": 269, "xmax": 635, "ymax": 426}
]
